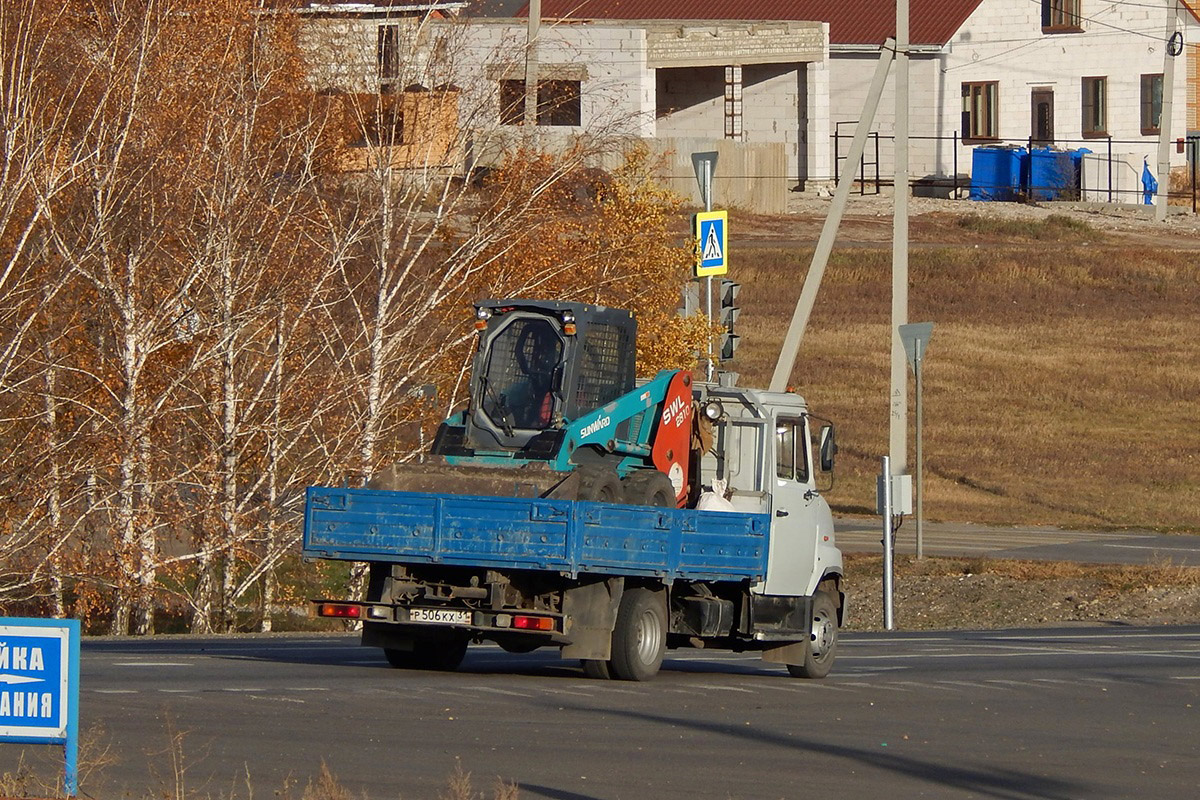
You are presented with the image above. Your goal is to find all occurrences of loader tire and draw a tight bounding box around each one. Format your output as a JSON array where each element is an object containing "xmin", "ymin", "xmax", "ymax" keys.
[
  {"xmin": 622, "ymin": 470, "xmax": 676, "ymax": 508},
  {"xmin": 577, "ymin": 467, "xmax": 623, "ymax": 504}
]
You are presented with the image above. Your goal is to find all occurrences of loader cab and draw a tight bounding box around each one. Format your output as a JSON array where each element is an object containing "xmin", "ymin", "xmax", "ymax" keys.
[{"xmin": 443, "ymin": 300, "xmax": 637, "ymax": 456}]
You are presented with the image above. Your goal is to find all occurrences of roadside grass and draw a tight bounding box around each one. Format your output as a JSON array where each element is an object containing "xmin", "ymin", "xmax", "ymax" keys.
[
  {"xmin": 847, "ymin": 552, "xmax": 1200, "ymax": 593},
  {"xmin": 950, "ymin": 212, "xmax": 1103, "ymax": 241},
  {"xmin": 1, "ymin": 746, "xmax": 520, "ymax": 800},
  {"xmin": 730, "ymin": 232, "xmax": 1200, "ymax": 531}
]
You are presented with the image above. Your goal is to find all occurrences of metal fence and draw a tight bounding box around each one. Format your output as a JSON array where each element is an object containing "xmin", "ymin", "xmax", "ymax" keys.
[{"xmin": 832, "ymin": 130, "xmax": 1200, "ymax": 212}]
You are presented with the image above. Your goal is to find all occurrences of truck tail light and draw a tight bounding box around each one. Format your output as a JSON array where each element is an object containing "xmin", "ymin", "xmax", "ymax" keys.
[
  {"xmin": 317, "ymin": 603, "xmax": 361, "ymax": 619},
  {"xmin": 512, "ymin": 615, "xmax": 554, "ymax": 631}
]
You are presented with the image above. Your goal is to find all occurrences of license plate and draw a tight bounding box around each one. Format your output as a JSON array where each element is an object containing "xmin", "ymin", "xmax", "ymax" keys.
[{"xmin": 409, "ymin": 608, "xmax": 471, "ymax": 625}]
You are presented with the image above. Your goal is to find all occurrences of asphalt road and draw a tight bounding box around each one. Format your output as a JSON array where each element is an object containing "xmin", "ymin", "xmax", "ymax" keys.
[
  {"xmin": 836, "ymin": 518, "xmax": 1200, "ymax": 565},
  {"xmin": 6, "ymin": 630, "xmax": 1198, "ymax": 800}
]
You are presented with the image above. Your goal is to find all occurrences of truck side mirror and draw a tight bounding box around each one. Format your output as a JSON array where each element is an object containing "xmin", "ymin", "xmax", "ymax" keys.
[{"xmin": 819, "ymin": 425, "xmax": 837, "ymax": 472}]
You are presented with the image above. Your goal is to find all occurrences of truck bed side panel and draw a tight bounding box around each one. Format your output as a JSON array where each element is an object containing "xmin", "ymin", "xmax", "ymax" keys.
[{"xmin": 304, "ymin": 487, "xmax": 768, "ymax": 581}]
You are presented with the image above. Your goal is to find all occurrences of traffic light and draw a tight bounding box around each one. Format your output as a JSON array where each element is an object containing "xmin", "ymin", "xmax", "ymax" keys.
[{"xmin": 718, "ymin": 279, "xmax": 740, "ymax": 361}]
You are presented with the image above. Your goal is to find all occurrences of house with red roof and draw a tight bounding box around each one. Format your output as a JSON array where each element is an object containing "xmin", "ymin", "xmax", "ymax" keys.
[
  {"xmin": 287, "ymin": 0, "xmax": 1196, "ymax": 201},
  {"xmin": 517, "ymin": 0, "xmax": 1197, "ymax": 193}
]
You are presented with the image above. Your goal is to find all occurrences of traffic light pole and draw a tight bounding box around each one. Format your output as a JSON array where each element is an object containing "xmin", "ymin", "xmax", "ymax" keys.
[{"xmin": 703, "ymin": 159, "xmax": 715, "ymax": 382}]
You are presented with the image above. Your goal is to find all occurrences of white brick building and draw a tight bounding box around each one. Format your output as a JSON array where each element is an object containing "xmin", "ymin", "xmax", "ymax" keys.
[{"xmin": 524, "ymin": 0, "xmax": 1199, "ymax": 194}]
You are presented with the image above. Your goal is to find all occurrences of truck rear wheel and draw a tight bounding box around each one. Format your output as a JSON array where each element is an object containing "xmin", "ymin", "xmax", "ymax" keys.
[
  {"xmin": 786, "ymin": 589, "xmax": 838, "ymax": 679},
  {"xmin": 384, "ymin": 637, "xmax": 468, "ymax": 671},
  {"xmin": 580, "ymin": 659, "xmax": 612, "ymax": 679},
  {"xmin": 609, "ymin": 587, "xmax": 667, "ymax": 681}
]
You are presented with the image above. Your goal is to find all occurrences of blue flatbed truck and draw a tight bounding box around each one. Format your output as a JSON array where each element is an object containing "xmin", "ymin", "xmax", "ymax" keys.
[{"xmin": 304, "ymin": 300, "xmax": 845, "ymax": 681}]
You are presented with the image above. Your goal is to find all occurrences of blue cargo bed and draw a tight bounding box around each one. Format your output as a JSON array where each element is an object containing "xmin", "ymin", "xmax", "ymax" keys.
[{"xmin": 303, "ymin": 487, "xmax": 770, "ymax": 582}]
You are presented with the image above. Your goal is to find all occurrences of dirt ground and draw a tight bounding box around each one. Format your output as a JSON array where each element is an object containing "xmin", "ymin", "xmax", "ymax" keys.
[
  {"xmin": 733, "ymin": 194, "xmax": 1200, "ymax": 632},
  {"xmin": 842, "ymin": 553, "xmax": 1200, "ymax": 632},
  {"xmin": 779, "ymin": 191, "xmax": 1200, "ymax": 240}
]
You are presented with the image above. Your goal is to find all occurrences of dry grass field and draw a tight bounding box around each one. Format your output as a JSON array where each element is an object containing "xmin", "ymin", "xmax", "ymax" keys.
[{"xmin": 730, "ymin": 208, "xmax": 1200, "ymax": 532}]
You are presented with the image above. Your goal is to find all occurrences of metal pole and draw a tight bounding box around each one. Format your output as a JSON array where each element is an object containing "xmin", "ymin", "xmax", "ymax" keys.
[
  {"xmin": 881, "ymin": 455, "xmax": 895, "ymax": 630},
  {"xmin": 704, "ymin": 160, "xmax": 714, "ymax": 382},
  {"xmin": 1156, "ymin": 0, "xmax": 1179, "ymax": 221},
  {"xmin": 891, "ymin": 0, "xmax": 910, "ymax": 480},
  {"xmin": 953, "ymin": 131, "xmax": 958, "ymax": 198},
  {"xmin": 914, "ymin": 338, "xmax": 924, "ymax": 559},
  {"xmin": 1107, "ymin": 135, "xmax": 1113, "ymax": 203},
  {"xmin": 769, "ymin": 41, "xmax": 897, "ymax": 392},
  {"xmin": 1191, "ymin": 136, "xmax": 1196, "ymax": 214},
  {"xmin": 523, "ymin": 0, "xmax": 541, "ymax": 127}
]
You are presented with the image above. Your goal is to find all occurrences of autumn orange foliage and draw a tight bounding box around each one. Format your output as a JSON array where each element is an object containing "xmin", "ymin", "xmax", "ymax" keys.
[{"xmin": 0, "ymin": 0, "xmax": 700, "ymax": 633}]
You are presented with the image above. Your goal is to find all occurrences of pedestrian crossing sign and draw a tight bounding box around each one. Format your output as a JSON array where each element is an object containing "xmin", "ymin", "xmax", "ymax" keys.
[{"xmin": 693, "ymin": 210, "xmax": 728, "ymax": 277}]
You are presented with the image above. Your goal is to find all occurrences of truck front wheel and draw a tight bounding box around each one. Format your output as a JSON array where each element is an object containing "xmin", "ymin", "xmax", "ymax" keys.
[
  {"xmin": 384, "ymin": 637, "xmax": 468, "ymax": 671},
  {"xmin": 609, "ymin": 587, "xmax": 667, "ymax": 681},
  {"xmin": 786, "ymin": 590, "xmax": 839, "ymax": 679}
]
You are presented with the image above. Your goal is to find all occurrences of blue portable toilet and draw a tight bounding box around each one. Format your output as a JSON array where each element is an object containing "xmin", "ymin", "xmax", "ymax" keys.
[{"xmin": 970, "ymin": 146, "xmax": 1027, "ymax": 201}]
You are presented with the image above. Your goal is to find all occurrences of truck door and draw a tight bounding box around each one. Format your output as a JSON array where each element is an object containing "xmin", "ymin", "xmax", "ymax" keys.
[{"xmin": 762, "ymin": 415, "xmax": 819, "ymax": 597}]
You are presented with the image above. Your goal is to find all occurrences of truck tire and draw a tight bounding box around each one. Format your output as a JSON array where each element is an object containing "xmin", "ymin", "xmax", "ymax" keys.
[
  {"xmin": 622, "ymin": 470, "xmax": 676, "ymax": 508},
  {"xmin": 580, "ymin": 659, "xmax": 612, "ymax": 679},
  {"xmin": 384, "ymin": 637, "xmax": 468, "ymax": 672},
  {"xmin": 786, "ymin": 590, "xmax": 838, "ymax": 679},
  {"xmin": 609, "ymin": 587, "xmax": 667, "ymax": 681},
  {"xmin": 577, "ymin": 467, "xmax": 623, "ymax": 504}
]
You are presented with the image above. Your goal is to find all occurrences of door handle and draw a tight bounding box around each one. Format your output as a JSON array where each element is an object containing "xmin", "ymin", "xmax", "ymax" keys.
[{"xmin": 775, "ymin": 509, "xmax": 789, "ymax": 517}]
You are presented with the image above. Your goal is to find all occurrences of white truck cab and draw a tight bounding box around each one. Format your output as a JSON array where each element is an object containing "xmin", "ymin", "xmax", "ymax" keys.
[{"xmin": 695, "ymin": 384, "xmax": 844, "ymax": 606}]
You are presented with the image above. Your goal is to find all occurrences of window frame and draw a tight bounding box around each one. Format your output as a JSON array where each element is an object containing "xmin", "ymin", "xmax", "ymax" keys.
[
  {"xmin": 1081, "ymin": 76, "xmax": 1107, "ymax": 138},
  {"xmin": 962, "ymin": 81, "xmax": 1000, "ymax": 142},
  {"xmin": 774, "ymin": 417, "xmax": 810, "ymax": 484},
  {"xmin": 498, "ymin": 79, "xmax": 582, "ymax": 127},
  {"xmin": 377, "ymin": 24, "xmax": 400, "ymax": 89},
  {"xmin": 1042, "ymin": 0, "xmax": 1083, "ymax": 33},
  {"xmin": 1141, "ymin": 73, "xmax": 1164, "ymax": 135}
]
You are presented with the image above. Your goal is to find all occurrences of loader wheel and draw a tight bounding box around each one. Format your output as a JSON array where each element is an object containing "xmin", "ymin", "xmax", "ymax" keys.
[
  {"xmin": 786, "ymin": 589, "xmax": 838, "ymax": 679},
  {"xmin": 577, "ymin": 467, "xmax": 623, "ymax": 504},
  {"xmin": 622, "ymin": 470, "xmax": 677, "ymax": 508},
  {"xmin": 384, "ymin": 637, "xmax": 468, "ymax": 672},
  {"xmin": 609, "ymin": 587, "xmax": 667, "ymax": 681}
]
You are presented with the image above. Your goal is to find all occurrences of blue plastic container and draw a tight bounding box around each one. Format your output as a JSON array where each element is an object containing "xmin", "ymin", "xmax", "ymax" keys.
[
  {"xmin": 970, "ymin": 146, "xmax": 1027, "ymax": 201},
  {"xmin": 1028, "ymin": 147, "xmax": 1077, "ymax": 201}
]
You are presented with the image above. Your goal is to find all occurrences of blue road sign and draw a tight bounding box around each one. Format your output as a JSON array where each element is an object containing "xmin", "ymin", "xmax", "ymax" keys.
[
  {"xmin": 693, "ymin": 210, "xmax": 728, "ymax": 277},
  {"xmin": 0, "ymin": 617, "xmax": 80, "ymax": 795}
]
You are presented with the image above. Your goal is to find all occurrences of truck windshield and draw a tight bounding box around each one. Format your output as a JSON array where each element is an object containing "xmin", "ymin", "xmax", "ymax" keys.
[{"xmin": 481, "ymin": 317, "xmax": 563, "ymax": 431}]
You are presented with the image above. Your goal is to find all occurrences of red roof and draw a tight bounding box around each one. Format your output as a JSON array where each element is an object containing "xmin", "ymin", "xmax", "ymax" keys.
[{"xmin": 518, "ymin": 0, "xmax": 985, "ymax": 46}]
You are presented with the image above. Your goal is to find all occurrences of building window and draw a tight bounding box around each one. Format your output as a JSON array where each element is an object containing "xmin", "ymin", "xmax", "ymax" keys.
[
  {"xmin": 378, "ymin": 25, "xmax": 400, "ymax": 90},
  {"xmin": 1141, "ymin": 73, "xmax": 1163, "ymax": 134},
  {"xmin": 1042, "ymin": 0, "xmax": 1082, "ymax": 32},
  {"xmin": 499, "ymin": 79, "xmax": 582, "ymax": 126},
  {"xmin": 962, "ymin": 81, "xmax": 999, "ymax": 140},
  {"xmin": 1081, "ymin": 76, "xmax": 1107, "ymax": 137}
]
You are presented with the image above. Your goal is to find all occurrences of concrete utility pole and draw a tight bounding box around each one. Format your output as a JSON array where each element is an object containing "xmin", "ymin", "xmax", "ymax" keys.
[
  {"xmin": 1156, "ymin": 0, "xmax": 1179, "ymax": 221},
  {"xmin": 769, "ymin": 41, "xmax": 897, "ymax": 392},
  {"xmin": 524, "ymin": 0, "xmax": 541, "ymax": 126},
  {"xmin": 890, "ymin": 0, "xmax": 910, "ymax": 476}
]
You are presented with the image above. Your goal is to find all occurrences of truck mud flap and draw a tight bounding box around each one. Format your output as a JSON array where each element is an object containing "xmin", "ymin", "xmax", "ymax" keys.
[{"xmin": 560, "ymin": 577, "xmax": 623, "ymax": 661}]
